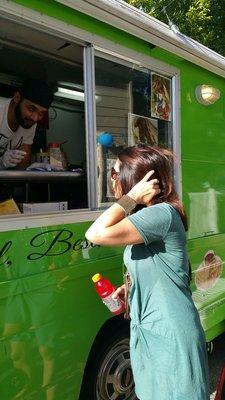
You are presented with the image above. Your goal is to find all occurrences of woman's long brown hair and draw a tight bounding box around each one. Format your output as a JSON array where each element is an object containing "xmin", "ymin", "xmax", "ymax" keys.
[{"xmin": 118, "ymin": 144, "xmax": 188, "ymax": 231}]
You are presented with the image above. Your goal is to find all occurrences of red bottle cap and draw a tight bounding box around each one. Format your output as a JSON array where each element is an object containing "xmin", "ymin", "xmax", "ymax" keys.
[{"xmin": 48, "ymin": 142, "xmax": 60, "ymax": 148}]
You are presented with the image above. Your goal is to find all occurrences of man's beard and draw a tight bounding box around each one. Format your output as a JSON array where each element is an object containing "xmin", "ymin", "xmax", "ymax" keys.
[{"xmin": 15, "ymin": 102, "xmax": 35, "ymax": 129}]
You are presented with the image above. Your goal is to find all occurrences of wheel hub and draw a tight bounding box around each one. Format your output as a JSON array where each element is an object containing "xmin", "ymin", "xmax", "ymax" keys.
[
  {"xmin": 114, "ymin": 360, "xmax": 133, "ymax": 393},
  {"xmin": 96, "ymin": 339, "xmax": 136, "ymax": 400}
]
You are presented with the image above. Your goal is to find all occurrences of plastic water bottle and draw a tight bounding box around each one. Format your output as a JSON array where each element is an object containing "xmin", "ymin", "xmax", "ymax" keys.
[
  {"xmin": 49, "ymin": 143, "xmax": 63, "ymax": 168},
  {"xmin": 92, "ymin": 273, "xmax": 125, "ymax": 315}
]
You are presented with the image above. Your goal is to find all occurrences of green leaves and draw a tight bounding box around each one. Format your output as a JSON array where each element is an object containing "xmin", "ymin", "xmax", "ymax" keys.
[{"xmin": 124, "ymin": 0, "xmax": 225, "ymax": 56}]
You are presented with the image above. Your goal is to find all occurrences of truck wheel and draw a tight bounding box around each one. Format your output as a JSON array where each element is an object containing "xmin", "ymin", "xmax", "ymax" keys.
[{"xmin": 79, "ymin": 321, "xmax": 137, "ymax": 400}]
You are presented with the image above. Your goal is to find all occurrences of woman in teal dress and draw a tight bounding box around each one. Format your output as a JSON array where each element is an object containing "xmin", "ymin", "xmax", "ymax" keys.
[{"xmin": 86, "ymin": 145, "xmax": 209, "ymax": 400}]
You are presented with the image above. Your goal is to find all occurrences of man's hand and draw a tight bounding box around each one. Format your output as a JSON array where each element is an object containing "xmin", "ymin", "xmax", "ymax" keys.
[{"xmin": 0, "ymin": 149, "xmax": 26, "ymax": 169}]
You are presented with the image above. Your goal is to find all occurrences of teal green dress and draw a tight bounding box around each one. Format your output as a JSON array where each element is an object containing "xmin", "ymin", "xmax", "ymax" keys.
[{"xmin": 125, "ymin": 203, "xmax": 209, "ymax": 400}]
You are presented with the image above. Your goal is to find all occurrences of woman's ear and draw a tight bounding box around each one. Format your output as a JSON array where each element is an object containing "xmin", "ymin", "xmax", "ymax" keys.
[{"xmin": 13, "ymin": 91, "xmax": 21, "ymax": 105}]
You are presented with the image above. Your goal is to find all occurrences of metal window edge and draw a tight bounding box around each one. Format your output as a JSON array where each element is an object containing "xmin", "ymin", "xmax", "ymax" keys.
[
  {"xmin": 56, "ymin": 0, "xmax": 225, "ymax": 79},
  {"xmin": 172, "ymin": 74, "xmax": 182, "ymax": 199},
  {"xmin": 84, "ymin": 45, "xmax": 98, "ymax": 209}
]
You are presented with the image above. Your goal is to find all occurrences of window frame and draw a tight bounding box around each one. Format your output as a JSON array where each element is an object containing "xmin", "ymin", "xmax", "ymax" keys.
[
  {"xmin": 92, "ymin": 47, "xmax": 181, "ymax": 208},
  {"xmin": 0, "ymin": 5, "xmax": 181, "ymax": 223}
]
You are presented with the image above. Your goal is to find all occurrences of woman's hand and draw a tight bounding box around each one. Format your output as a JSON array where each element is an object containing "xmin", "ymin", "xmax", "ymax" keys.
[
  {"xmin": 127, "ymin": 170, "xmax": 160, "ymax": 205},
  {"xmin": 112, "ymin": 284, "xmax": 126, "ymax": 303}
]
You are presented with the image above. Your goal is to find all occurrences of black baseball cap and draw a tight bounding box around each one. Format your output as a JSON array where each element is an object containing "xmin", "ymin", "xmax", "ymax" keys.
[{"xmin": 20, "ymin": 78, "xmax": 54, "ymax": 108}]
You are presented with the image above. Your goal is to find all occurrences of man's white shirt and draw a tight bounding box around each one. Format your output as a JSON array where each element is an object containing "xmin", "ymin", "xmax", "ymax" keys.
[{"xmin": 0, "ymin": 97, "xmax": 36, "ymax": 156}]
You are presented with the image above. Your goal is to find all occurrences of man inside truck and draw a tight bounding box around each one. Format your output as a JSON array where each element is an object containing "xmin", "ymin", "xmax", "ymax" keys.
[{"xmin": 0, "ymin": 78, "xmax": 54, "ymax": 170}]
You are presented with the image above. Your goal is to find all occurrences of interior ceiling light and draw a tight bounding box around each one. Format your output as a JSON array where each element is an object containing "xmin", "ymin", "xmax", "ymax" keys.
[
  {"xmin": 55, "ymin": 83, "xmax": 101, "ymax": 103},
  {"xmin": 54, "ymin": 87, "xmax": 85, "ymax": 101}
]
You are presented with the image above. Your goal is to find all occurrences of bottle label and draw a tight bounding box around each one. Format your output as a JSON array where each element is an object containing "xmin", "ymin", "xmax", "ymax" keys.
[{"xmin": 102, "ymin": 293, "xmax": 123, "ymax": 313}]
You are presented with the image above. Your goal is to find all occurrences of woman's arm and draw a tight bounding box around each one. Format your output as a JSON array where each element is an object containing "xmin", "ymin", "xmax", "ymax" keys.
[
  {"xmin": 86, "ymin": 203, "xmax": 141, "ymax": 246},
  {"xmin": 85, "ymin": 171, "xmax": 160, "ymax": 246}
]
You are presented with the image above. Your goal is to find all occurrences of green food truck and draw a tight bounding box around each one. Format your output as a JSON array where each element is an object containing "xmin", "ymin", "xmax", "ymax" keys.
[{"xmin": 0, "ymin": 0, "xmax": 225, "ymax": 399}]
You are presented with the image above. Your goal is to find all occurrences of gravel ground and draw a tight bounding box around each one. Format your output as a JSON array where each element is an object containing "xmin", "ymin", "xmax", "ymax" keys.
[{"xmin": 208, "ymin": 332, "xmax": 225, "ymax": 399}]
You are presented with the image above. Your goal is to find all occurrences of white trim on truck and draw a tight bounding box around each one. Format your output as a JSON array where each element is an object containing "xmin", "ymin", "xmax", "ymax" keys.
[{"xmin": 57, "ymin": 0, "xmax": 225, "ymax": 78}]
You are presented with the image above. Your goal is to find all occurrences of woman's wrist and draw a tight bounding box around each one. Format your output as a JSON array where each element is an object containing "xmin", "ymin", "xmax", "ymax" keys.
[
  {"xmin": 126, "ymin": 191, "xmax": 137, "ymax": 202},
  {"xmin": 117, "ymin": 195, "xmax": 137, "ymax": 217}
]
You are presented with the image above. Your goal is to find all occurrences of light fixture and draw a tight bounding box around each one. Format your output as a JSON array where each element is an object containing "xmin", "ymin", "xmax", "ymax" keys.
[
  {"xmin": 54, "ymin": 87, "xmax": 85, "ymax": 102},
  {"xmin": 195, "ymin": 85, "xmax": 220, "ymax": 105}
]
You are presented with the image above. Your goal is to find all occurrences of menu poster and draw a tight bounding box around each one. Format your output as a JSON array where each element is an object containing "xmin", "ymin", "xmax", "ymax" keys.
[
  {"xmin": 128, "ymin": 113, "xmax": 158, "ymax": 146},
  {"xmin": 151, "ymin": 73, "xmax": 172, "ymax": 121}
]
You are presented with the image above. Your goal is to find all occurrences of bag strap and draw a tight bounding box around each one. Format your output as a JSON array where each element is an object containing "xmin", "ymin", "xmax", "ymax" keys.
[{"xmin": 123, "ymin": 264, "xmax": 131, "ymax": 320}]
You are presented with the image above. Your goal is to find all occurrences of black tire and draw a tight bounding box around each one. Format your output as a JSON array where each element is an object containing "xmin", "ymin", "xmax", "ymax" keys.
[{"xmin": 79, "ymin": 318, "xmax": 137, "ymax": 400}]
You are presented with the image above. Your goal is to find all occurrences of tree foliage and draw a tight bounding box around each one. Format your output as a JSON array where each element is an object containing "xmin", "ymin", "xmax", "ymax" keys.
[{"xmin": 125, "ymin": 0, "xmax": 225, "ymax": 56}]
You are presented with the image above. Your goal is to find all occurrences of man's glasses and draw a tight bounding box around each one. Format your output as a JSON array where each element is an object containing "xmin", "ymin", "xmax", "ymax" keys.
[{"xmin": 111, "ymin": 166, "xmax": 120, "ymax": 181}]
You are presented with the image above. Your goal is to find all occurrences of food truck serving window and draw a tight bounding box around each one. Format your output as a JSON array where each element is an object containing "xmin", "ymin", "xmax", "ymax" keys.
[
  {"xmin": 0, "ymin": 19, "xmax": 88, "ymax": 216},
  {"xmin": 94, "ymin": 54, "xmax": 173, "ymax": 207}
]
